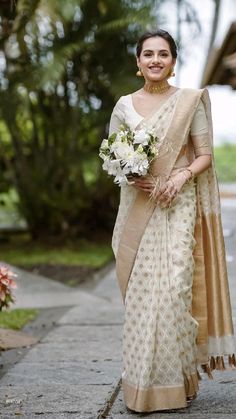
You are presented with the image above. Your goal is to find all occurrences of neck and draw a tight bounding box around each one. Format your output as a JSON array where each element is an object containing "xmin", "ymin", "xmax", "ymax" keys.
[{"xmin": 143, "ymin": 79, "xmax": 171, "ymax": 94}]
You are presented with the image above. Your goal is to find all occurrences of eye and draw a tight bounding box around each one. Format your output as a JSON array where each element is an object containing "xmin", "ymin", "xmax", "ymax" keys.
[
  {"xmin": 143, "ymin": 52, "xmax": 152, "ymax": 57},
  {"xmin": 160, "ymin": 53, "xmax": 168, "ymax": 57}
]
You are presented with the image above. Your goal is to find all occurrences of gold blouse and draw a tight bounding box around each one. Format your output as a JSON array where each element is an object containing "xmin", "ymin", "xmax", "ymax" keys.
[{"xmin": 173, "ymin": 99, "xmax": 212, "ymax": 170}]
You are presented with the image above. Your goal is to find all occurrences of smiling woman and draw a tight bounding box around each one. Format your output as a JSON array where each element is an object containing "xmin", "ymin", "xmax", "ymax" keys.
[
  {"xmin": 103, "ymin": 28, "xmax": 236, "ymax": 414},
  {"xmin": 136, "ymin": 33, "xmax": 176, "ymax": 94}
]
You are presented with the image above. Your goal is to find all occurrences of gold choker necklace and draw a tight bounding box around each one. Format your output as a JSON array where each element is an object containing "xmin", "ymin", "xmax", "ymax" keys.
[{"xmin": 143, "ymin": 81, "xmax": 171, "ymax": 94}]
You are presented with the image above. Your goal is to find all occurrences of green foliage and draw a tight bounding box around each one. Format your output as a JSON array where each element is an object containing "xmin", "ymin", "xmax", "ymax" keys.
[
  {"xmin": 214, "ymin": 143, "xmax": 236, "ymax": 182},
  {"xmin": 0, "ymin": 308, "xmax": 38, "ymax": 330},
  {"xmin": 0, "ymin": 0, "xmax": 202, "ymax": 239},
  {"xmin": 0, "ymin": 0, "xmax": 158, "ymax": 238},
  {"xmin": 0, "ymin": 188, "xmax": 24, "ymax": 226}
]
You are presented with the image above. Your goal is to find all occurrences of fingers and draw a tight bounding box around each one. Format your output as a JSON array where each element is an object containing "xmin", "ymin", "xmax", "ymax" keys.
[
  {"xmin": 156, "ymin": 180, "xmax": 178, "ymax": 206},
  {"xmin": 158, "ymin": 183, "xmax": 174, "ymax": 201},
  {"xmin": 131, "ymin": 177, "xmax": 179, "ymax": 203},
  {"xmin": 132, "ymin": 176, "xmax": 155, "ymax": 193}
]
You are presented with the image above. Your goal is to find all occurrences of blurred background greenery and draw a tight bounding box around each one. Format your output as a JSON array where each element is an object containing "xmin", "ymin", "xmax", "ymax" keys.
[{"xmin": 0, "ymin": 0, "xmax": 235, "ymax": 284}]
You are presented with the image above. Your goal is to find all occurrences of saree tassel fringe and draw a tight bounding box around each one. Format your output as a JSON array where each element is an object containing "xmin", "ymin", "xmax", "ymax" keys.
[
  {"xmin": 215, "ymin": 356, "xmax": 226, "ymax": 370},
  {"xmin": 228, "ymin": 354, "xmax": 236, "ymax": 368},
  {"xmin": 201, "ymin": 363, "xmax": 213, "ymax": 379},
  {"xmin": 201, "ymin": 354, "xmax": 236, "ymax": 378}
]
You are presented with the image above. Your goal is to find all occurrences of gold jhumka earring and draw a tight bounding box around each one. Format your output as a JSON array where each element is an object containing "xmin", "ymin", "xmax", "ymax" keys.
[
  {"xmin": 167, "ymin": 67, "xmax": 175, "ymax": 78},
  {"xmin": 136, "ymin": 68, "xmax": 143, "ymax": 77}
]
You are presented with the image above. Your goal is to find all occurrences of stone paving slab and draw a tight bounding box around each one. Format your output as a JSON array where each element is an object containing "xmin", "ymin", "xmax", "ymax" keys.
[
  {"xmin": 14, "ymin": 286, "xmax": 108, "ymax": 310},
  {"xmin": 11, "ymin": 265, "xmax": 112, "ymax": 309},
  {"xmin": 57, "ymin": 304, "xmax": 123, "ymax": 326},
  {"xmin": 0, "ymin": 383, "xmax": 110, "ymax": 418},
  {"xmin": 3, "ymin": 360, "xmax": 121, "ymax": 386},
  {"xmin": 1, "ymin": 416, "xmax": 94, "ymax": 419},
  {"xmin": 20, "ymin": 335, "xmax": 122, "ymax": 363},
  {"xmin": 109, "ymin": 416, "xmax": 236, "ymax": 419},
  {"xmin": 0, "ymin": 268, "xmax": 123, "ymax": 417}
]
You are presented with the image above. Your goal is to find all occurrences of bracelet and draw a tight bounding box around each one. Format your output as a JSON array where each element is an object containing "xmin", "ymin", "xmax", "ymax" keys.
[
  {"xmin": 181, "ymin": 168, "xmax": 194, "ymax": 184},
  {"xmin": 185, "ymin": 168, "xmax": 194, "ymax": 179}
]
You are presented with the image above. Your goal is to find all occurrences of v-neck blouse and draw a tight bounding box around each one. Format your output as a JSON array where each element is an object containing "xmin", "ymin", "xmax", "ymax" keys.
[
  {"xmin": 108, "ymin": 89, "xmax": 212, "ymax": 161},
  {"xmin": 108, "ymin": 89, "xmax": 209, "ymax": 139}
]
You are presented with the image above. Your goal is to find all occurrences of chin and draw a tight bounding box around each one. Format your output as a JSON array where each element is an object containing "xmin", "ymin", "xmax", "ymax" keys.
[{"xmin": 147, "ymin": 76, "xmax": 166, "ymax": 82}]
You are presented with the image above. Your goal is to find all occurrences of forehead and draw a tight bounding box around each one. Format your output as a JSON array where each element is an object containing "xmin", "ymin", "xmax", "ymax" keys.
[{"xmin": 142, "ymin": 36, "xmax": 170, "ymax": 52}]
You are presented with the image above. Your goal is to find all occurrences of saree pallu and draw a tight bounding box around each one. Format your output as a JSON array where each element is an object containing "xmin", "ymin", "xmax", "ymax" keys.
[{"xmin": 113, "ymin": 88, "xmax": 236, "ymax": 412}]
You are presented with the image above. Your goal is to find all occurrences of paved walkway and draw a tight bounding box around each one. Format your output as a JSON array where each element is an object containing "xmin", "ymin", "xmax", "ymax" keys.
[{"xmin": 0, "ymin": 196, "xmax": 236, "ymax": 418}]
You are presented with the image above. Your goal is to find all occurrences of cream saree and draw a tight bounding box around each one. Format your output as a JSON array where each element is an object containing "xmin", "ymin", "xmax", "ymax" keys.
[{"xmin": 110, "ymin": 88, "xmax": 236, "ymax": 412}]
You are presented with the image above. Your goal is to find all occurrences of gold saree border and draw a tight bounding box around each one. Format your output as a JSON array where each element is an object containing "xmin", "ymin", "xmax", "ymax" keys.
[
  {"xmin": 202, "ymin": 213, "xmax": 233, "ymax": 337},
  {"xmin": 122, "ymin": 372, "xmax": 199, "ymax": 412},
  {"xmin": 193, "ymin": 211, "xmax": 233, "ymax": 340}
]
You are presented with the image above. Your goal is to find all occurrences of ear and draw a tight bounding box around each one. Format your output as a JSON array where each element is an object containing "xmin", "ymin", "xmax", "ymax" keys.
[
  {"xmin": 136, "ymin": 56, "xmax": 140, "ymax": 68},
  {"xmin": 172, "ymin": 58, "xmax": 177, "ymax": 66}
]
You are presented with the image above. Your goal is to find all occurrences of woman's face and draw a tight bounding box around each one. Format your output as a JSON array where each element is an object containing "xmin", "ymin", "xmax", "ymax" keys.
[{"xmin": 137, "ymin": 36, "xmax": 176, "ymax": 82}]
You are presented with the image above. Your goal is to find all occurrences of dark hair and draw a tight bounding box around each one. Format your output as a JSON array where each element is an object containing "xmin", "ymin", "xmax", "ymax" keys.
[{"xmin": 136, "ymin": 29, "xmax": 178, "ymax": 59}]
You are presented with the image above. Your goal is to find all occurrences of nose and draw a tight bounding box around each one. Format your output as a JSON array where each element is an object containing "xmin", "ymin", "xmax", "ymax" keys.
[{"xmin": 152, "ymin": 53, "xmax": 160, "ymax": 63}]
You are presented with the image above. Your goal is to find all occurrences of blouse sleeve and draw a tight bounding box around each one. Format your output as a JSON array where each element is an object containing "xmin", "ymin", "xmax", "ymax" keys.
[
  {"xmin": 190, "ymin": 99, "xmax": 212, "ymax": 156},
  {"xmin": 108, "ymin": 97, "xmax": 125, "ymax": 136}
]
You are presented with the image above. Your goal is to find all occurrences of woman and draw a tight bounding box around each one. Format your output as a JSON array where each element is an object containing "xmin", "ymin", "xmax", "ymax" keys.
[{"xmin": 108, "ymin": 29, "xmax": 236, "ymax": 412}]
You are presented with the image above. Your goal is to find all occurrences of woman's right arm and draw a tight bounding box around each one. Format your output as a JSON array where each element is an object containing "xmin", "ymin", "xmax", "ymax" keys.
[{"xmin": 108, "ymin": 98, "xmax": 124, "ymax": 136}]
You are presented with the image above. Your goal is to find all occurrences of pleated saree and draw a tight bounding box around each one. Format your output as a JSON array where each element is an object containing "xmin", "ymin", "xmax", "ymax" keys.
[{"xmin": 108, "ymin": 87, "xmax": 236, "ymax": 412}]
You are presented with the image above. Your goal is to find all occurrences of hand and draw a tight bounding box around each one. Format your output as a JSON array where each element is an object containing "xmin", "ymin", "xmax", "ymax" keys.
[
  {"xmin": 128, "ymin": 175, "xmax": 155, "ymax": 194},
  {"xmin": 155, "ymin": 170, "xmax": 190, "ymax": 208}
]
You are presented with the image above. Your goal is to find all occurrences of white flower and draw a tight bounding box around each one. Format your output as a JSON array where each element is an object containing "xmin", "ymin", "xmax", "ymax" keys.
[
  {"xmin": 99, "ymin": 125, "xmax": 159, "ymax": 187},
  {"xmin": 133, "ymin": 129, "xmax": 150, "ymax": 146},
  {"xmin": 120, "ymin": 151, "xmax": 146, "ymax": 176},
  {"xmin": 103, "ymin": 159, "xmax": 121, "ymax": 176},
  {"xmin": 99, "ymin": 151, "xmax": 106, "ymax": 160},
  {"xmin": 101, "ymin": 139, "xmax": 109, "ymax": 148},
  {"xmin": 115, "ymin": 130, "xmax": 128, "ymax": 142},
  {"xmin": 111, "ymin": 141, "xmax": 134, "ymax": 160},
  {"xmin": 131, "ymin": 151, "xmax": 149, "ymax": 175}
]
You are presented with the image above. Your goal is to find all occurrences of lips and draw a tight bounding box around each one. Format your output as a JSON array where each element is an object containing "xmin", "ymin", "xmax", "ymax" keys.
[{"xmin": 149, "ymin": 67, "xmax": 163, "ymax": 74}]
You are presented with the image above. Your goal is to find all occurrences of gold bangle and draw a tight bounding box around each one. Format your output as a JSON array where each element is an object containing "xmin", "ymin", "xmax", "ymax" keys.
[
  {"xmin": 184, "ymin": 168, "xmax": 194, "ymax": 182},
  {"xmin": 179, "ymin": 168, "xmax": 194, "ymax": 184}
]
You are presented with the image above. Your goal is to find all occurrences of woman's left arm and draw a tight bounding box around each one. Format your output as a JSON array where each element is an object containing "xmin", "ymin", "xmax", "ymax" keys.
[
  {"xmin": 186, "ymin": 154, "xmax": 212, "ymax": 177},
  {"xmin": 156, "ymin": 99, "xmax": 212, "ymax": 207},
  {"xmin": 129, "ymin": 154, "xmax": 212, "ymax": 205},
  {"xmin": 154, "ymin": 154, "xmax": 211, "ymax": 207},
  {"xmin": 133, "ymin": 97, "xmax": 213, "ymax": 206}
]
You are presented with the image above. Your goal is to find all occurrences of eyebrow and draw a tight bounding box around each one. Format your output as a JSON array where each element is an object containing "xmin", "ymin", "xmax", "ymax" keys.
[{"xmin": 143, "ymin": 49, "xmax": 169, "ymax": 53}]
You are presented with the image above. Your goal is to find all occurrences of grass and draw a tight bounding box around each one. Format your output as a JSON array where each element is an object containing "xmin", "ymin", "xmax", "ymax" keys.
[
  {"xmin": 0, "ymin": 308, "xmax": 38, "ymax": 330},
  {"xmin": 214, "ymin": 143, "xmax": 236, "ymax": 182},
  {"xmin": 0, "ymin": 235, "xmax": 113, "ymax": 268}
]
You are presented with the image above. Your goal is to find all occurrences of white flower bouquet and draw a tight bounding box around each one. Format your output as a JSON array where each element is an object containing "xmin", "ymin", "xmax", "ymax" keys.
[{"xmin": 99, "ymin": 124, "xmax": 158, "ymax": 186}]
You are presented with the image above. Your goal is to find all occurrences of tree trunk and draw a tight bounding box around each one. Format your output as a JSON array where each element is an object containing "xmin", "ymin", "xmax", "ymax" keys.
[{"xmin": 207, "ymin": 0, "xmax": 221, "ymax": 59}]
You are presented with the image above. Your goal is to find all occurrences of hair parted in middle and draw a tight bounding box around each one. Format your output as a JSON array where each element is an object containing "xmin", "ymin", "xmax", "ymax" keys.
[{"xmin": 136, "ymin": 29, "xmax": 178, "ymax": 59}]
